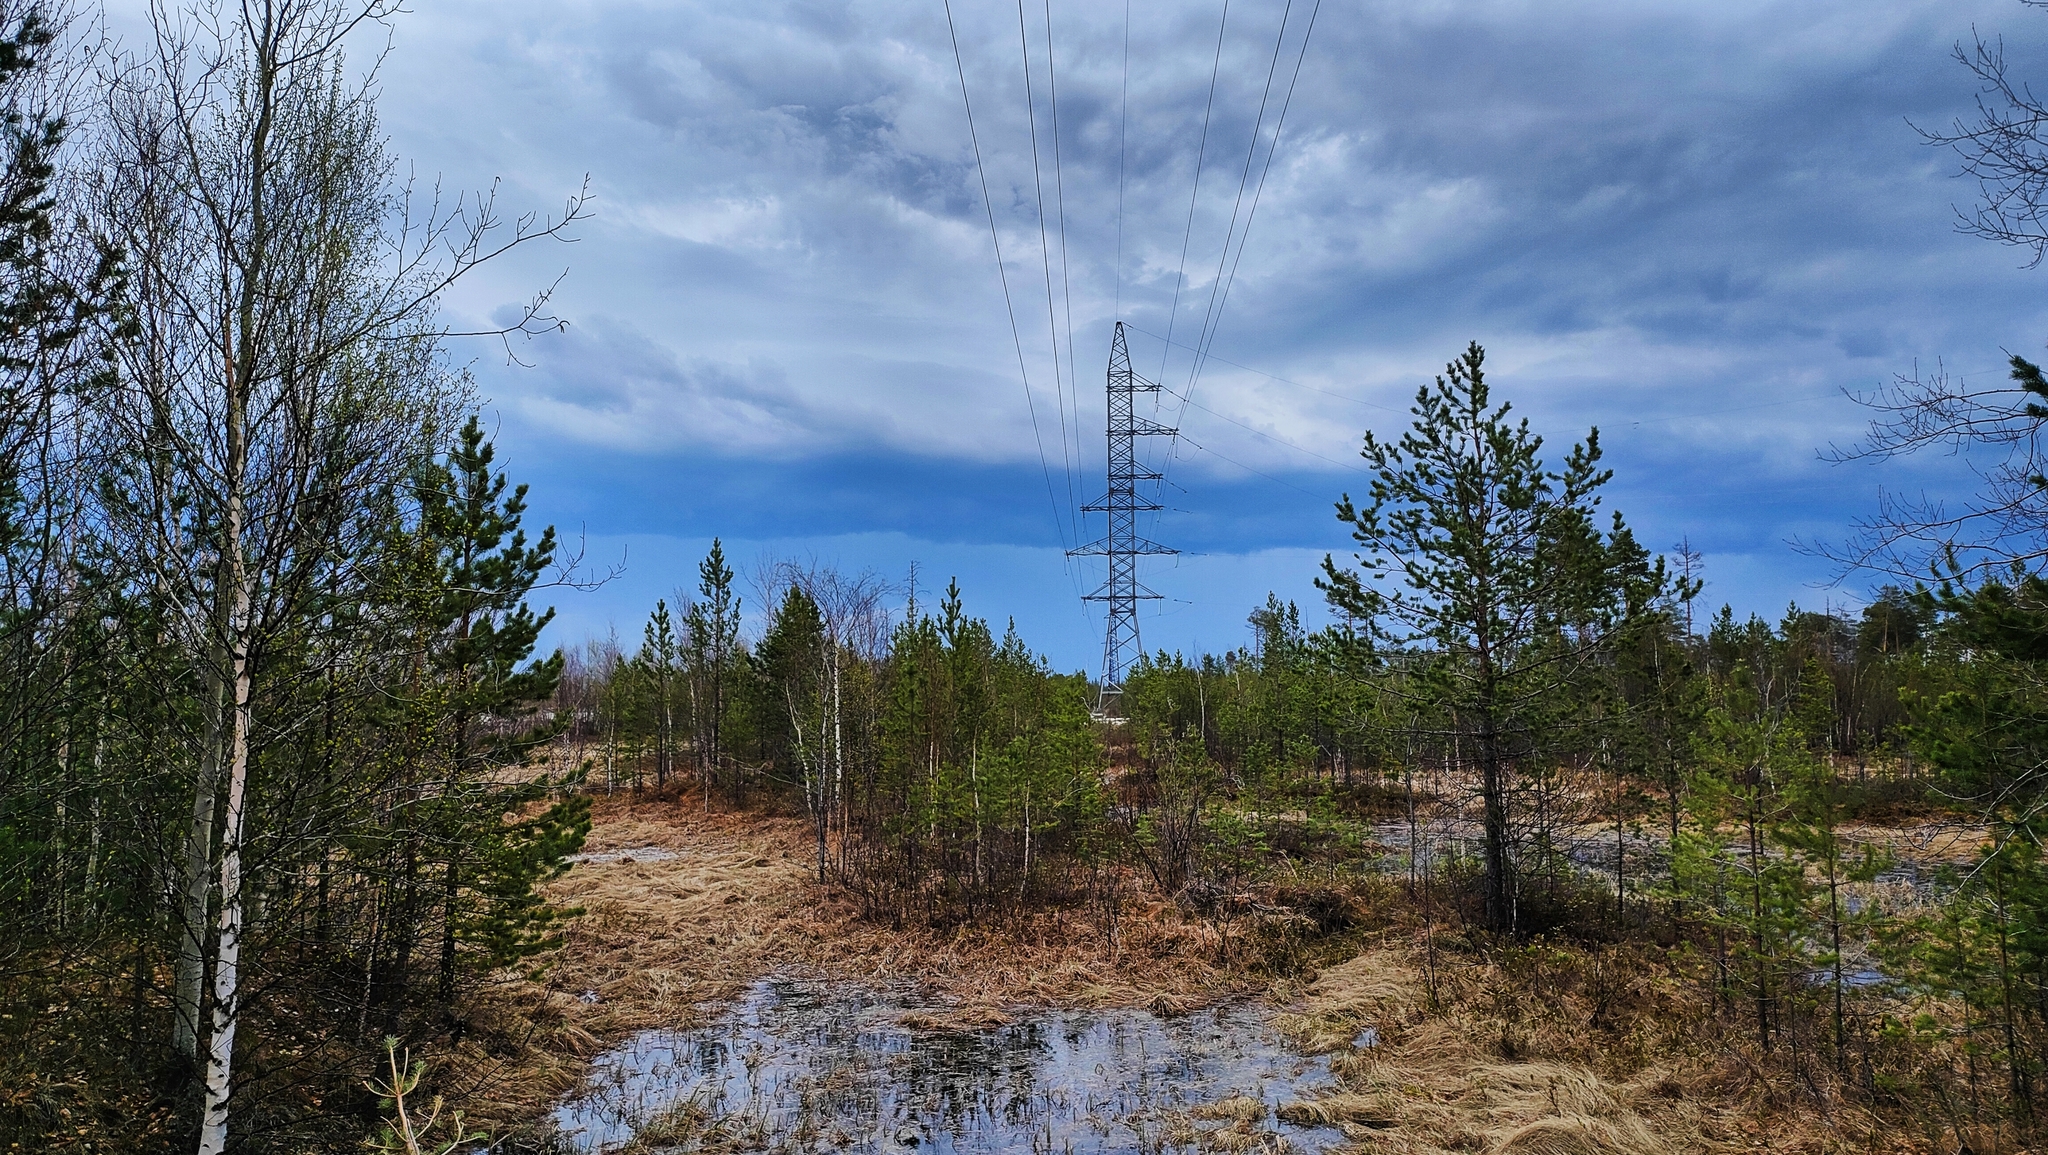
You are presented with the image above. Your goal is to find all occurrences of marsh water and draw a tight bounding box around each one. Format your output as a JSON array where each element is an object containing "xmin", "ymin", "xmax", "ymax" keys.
[{"xmin": 552, "ymin": 977, "xmax": 1346, "ymax": 1154}]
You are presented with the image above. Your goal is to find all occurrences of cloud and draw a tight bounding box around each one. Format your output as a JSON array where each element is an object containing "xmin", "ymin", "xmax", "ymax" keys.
[
  {"xmin": 498, "ymin": 315, "xmax": 822, "ymax": 452},
  {"xmin": 102, "ymin": 0, "xmax": 2048, "ymax": 662},
  {"xmin": 394, "ymin": 0, "xmax": 2035, "ymax": 454}
]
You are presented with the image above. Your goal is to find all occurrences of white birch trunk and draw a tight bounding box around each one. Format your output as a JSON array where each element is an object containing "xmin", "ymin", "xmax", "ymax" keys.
[
  {"xmin": 197, "ymin": 337, "xmax": 252, "ymax": 1146},
  {"xmin": 197, "ymin": 655, "xmax": 252, "ymax": 1155},
  {"xmin": 173, "ymin": 655, "xmax": 225, "ymax": 1058}
]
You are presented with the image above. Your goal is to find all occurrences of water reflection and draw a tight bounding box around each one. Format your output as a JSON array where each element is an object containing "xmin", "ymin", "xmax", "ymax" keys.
[{"xmin": 553, "ymin": 977, "xmax": 1345, "ymax": 1154}]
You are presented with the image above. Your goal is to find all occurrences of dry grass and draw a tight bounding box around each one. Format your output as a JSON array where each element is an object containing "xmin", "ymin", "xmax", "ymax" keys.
[
  {"xmin": 442, "ymin": 791, "xmax": 1953, "ymax": 1154},
  {"xmin": 894, "ymin": 1006, "xmax": 1014, "ymax": 1030},
  {"xmin": 1167, "ymin": 1104, "xmax": 1292, "ymax": 1154},
  {"xmin": 1840, "ymin": 819, "xmax": 1990, "ymax": 866},
  {"xmin": 1191, "ymin": 1093, "xmax": 1269, "ymax": 1123},
  {"xmin": 441, "ymin": 790, "xmax": 1261, "ymax": 1135},
  {"xmin": 1491, "ymin": 1115, "xmax": 1669, "ymax": 1155},
  {"xmin": 1253, "ymin": 941, "xmax": 1929, "ymax": 1155},
  {"xmin": 430, "ymin": 796, "xmax": 824, "ymax": 1128}
]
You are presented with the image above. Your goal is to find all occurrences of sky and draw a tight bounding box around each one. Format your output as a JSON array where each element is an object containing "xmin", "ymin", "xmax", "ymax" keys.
[{"xmin": 111, "ymin": 0, "xmax": 2048, "ymax": 673}]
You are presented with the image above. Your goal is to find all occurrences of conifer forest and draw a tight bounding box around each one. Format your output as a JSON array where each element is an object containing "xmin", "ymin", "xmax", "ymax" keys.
[{"xmin": 17, "ymin": 1, "xmax": 2048, "ymax": 1153}]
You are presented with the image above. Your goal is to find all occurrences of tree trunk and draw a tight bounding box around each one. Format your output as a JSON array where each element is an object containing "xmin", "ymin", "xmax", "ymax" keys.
[
  {"xmin": 173, "ymin": 662, "xmax": 225, "ymax": 1061},
  {"xmin": 657, "ymin": 688, "xmax": 670, "ymax": 793},
  {"xmin": 435, "ymin": 858, "xmax": 459, "ymax": 1006},
  {"xmin": 1829, "ymin": 860, "xmax": 1845, "ymax": 1067},
  {"xmin": 831, "ymin": 646, "xmax": 842, "ymax": 873},
  {"xmin": 1018, "ymin": 785, "xmax": 1031, "ymax": 902},
  {"xmin": 198, "ymin": 25, "xmax": 272, "ymax": 1134},
  {"xmin": 970, "ymin": 739, "xmax": 982, "ymax": 892},
  {"xmin": 1477, "ymin": 710, "xmax": 1512, "ymax": 935},
  {"xmin": 817, "ymin": 653, "xmax": 831, "ymax": 884},
  {"xmin": 437, "ymin": 700, "xmax": 472, "ymax": 1008},
  {"xmin": 197, "ymin": 589, "xmax": 254, "ymax": 1155},
  {"xmin": 1747, "ymin": 784, "xmax": 1769, "ymax": 1052}
]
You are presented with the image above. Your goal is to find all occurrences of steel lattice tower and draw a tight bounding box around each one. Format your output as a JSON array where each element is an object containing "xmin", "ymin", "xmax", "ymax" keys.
[{"xmin": 1070, "ymin": 322, "xmax": 1176, "ymax": 715}]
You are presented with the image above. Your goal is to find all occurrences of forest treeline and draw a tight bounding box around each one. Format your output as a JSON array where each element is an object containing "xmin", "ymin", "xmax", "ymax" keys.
[{"xmin": 11, "ymin": 0, "xmax": 2048, "ymax": 1152}]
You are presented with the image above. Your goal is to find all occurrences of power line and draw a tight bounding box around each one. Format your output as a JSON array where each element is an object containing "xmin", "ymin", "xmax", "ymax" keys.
[
  {"xmin": 1014, "ymin": 0, "xmax": 1081, "ymax": 549},
  {"xmin": 1156, "ymin": 0, "xmax": 1232, "ymax": 388},
  {"xmin": 942, "ymin": 0, "xmax": 1071, "ymax": 559},
  {"xmin": 1044, "ymin": 0, "xmax": 1084, "ymax": 535},
  {"xmin": 1174, "ymin": 430, "xmax": 1328, "ymax": 499},
  {"xmin": 1125, "ymin": 322, "xmax": 1402, "ymax": 413},
  {"xmin": 1156, "ymin": 0, "xmax": 1323, "ymax": 537},
  {"xmin": 1039, "ymin": 2, "xmax": 1099, "ymax": 641},
  {"xmin": 1182, "ymin": 0, "xmax": 1294, "ymax": 403},
  {"xmin": 1184, "ymin": 0, "xmax": 1321, "ymax": 411},
  {"xmin": 1156, "ymin": 379, "xmax": 1365, "ymax": 473},
  {"xmin": 1182, "ymin": 0, "xmax": 1322, "ymax": 413},
  {"xmin": 1114, "ymin": 0, "xmax": 1130, "ymax": 322},
  {"xmin": 1134, "ymin": 325, "xmax": 1845, "ymax": 467}
]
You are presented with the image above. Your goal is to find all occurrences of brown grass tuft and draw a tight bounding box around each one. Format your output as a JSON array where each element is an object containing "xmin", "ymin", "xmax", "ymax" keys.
[
  {"xmin": 1268, "ymin": 945, "xmax": 1721, "ymax": 1155},
  {"xmin": 1491, "ymin": 1114, "xmax": 1669, "ymax": 1155},
  {"xmin": 1191, "ymin": 1093, "xmax": 1269, "ymax": 1123},
  {"xmin": 1275, "ymin": 1091, "xmax": 1396, "ymax": 1128},
  {"xmin": 895, "ymin": 1006, "xmax": 1013, "ymax": 1030},
  {"xmin": 1301, "ymin": 952, "xmax": 1425, "ymax": 1021}
]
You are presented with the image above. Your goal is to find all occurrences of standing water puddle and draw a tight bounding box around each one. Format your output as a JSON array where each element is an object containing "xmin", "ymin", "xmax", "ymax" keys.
[{"xmin": 553, "ymin": 977, "xmax": 1346, "ymax": 1153}]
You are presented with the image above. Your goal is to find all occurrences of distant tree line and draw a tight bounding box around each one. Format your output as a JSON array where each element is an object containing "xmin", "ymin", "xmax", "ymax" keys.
[{"xmin": 555, "ymin": 552, "xmax": 1106, "ymax": 922}]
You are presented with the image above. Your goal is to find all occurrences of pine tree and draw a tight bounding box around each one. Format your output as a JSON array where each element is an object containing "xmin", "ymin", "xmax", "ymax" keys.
[
  {"xmin": 1778, "ymin": 747, "xmax": 1889, "ymax": 1067},
  {"xmin": 1319, "ymin": 341, "xmax": 1659, "ymax": 934},
  {"xmin": 406, "ymin": 415, "xmax": 582, "ymax": 1005},
  {"xmin": 640, "ymin": 600, "xmax": 682, "ymax": 794},
  {"xmin": 686, "ymin": 539, "xmax": 741, "ymax": 804},
  {"xmin": 1900, "ymin": 571, "xmax": 2048, "ymax": 1110},
  {"xmin": 758, "ymin": 583, "xmax": 829, "ymax": 875}
]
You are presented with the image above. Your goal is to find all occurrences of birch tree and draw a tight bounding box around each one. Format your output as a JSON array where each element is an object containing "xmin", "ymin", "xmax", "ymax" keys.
[{"xmin": 90, "ymin": 2, "xmax": 582, "ymax": 1148}]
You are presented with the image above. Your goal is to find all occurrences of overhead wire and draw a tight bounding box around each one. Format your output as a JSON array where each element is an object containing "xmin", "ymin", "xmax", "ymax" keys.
[
  {"xmin": 942, "ymin": 0, "xmax": 1073, "ymax": 564},
  {"xmin": 1154, "ymin": 0, "xmax": 1323, "ymax": 537},
  {"xmin": 1114, "ymin": 0, "xmax": 1130, "ymax": 323},
  {"xmin": 951, "ymin": 0, "xmax": 1340, "ymax": 645},
  {"xmin": 964, "ymin": 0, "xmax": 1886, "ymax": 645},
  {"xmin": 1181, "ymin": 0, "xmax": 1294, "ymax": 405},
  {"xmin": 1156, "ymin": 379, "xmax": 1365, "ymax": 473},
  {"xmin": 1142, "ymin": 325, "xmax": 1863, "ymax": 475},
  {"xmin": 1154, "ymin": 0, "xmax": 1232, "ymax": 390},
  {"xmin": 1125, "ymin": 323, "xmax": 1402, "ymax": 413},
  {"xmin": 1180, "ymin": 0, "xmax": 1322, "ymax": 414},
  {"xmin": 1088, "ymin": 0, "xmax": 1130, "ymax": 645},
  {"xmin": 1173, "ymin": 431, "xmax": 1328, "ymax": 499},
  {"xmin": 1043, "ymin": 0, "xmax": 1101, "ymax": 637},
  {"xmin": 1044, "ymin": 0, "xmax": 1085, "ymax": 529},
  {"xmin": 1014, "ymin": 0, "xmax": 1083, "ymax": 550},
  {"xmin": 1142, "ymin": 323, "xmax": 1856, "ymax": 429}
]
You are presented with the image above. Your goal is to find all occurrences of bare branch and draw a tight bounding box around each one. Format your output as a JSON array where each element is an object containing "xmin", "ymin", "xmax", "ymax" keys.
[{"xmin": 1808, "ymin": 356, "xmax": 2048, "ymax": 582}]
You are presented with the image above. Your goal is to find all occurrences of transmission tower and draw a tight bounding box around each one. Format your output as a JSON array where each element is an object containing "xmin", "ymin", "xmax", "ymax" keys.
[{"xmin": 1070, "ymin": 321, "xmax": 1176, "ymax": 716}]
